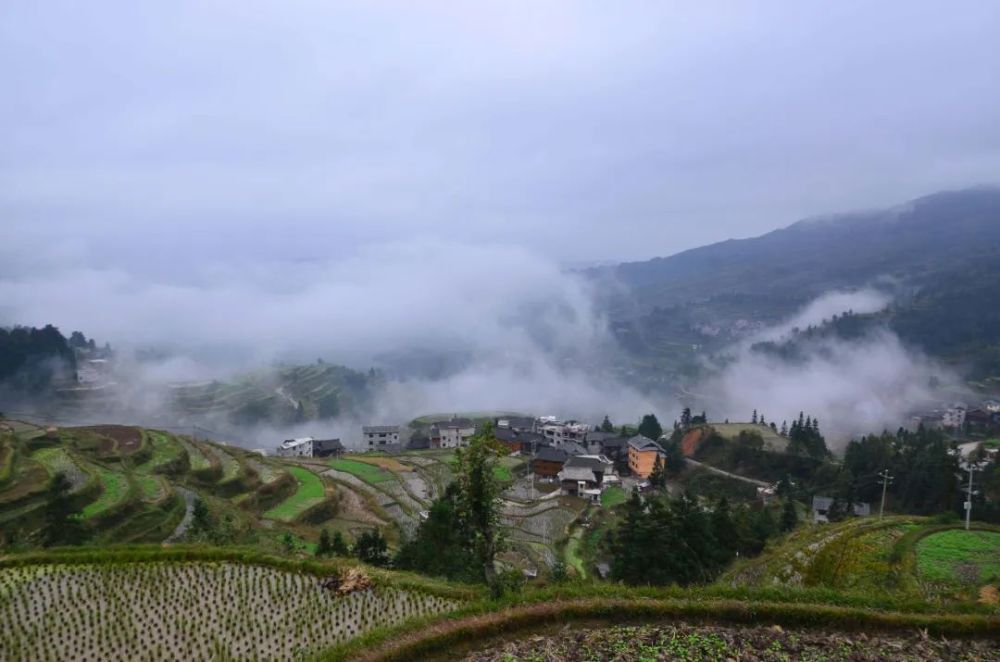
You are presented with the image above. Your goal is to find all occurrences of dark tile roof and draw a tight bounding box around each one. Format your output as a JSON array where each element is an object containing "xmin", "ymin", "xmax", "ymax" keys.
[
  {"xmin": 313, "ymin": 438, "xmax": 344, "ymax": 452},
  {"xmin": 363, "ymin": 425, "xmax": 399, "ymax": 434},
  {"xmin": 534, "ymin": 446, "xmax": 568, "ymax": 463}
]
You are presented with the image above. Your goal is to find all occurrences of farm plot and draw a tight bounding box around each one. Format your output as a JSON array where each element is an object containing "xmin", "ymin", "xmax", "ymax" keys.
[
  {"xmin": 136, "ymin": 431, "xmax": 182, "ymax": 472},
  {"xmin": 246, "ymin": 458, "xmax": 283, "ymax": 484},
  {"xmin": 0, "ymin": 562, "xmax": 459, "ymax": 661},
  {"xmin": 329, "ymin": 458, "xmax": 394, "ymax": 484},
  {"xmin": 31, "ymin": 448, "xmax": 88, "ymax": 492},
  {"xmin": 177, "ymin": 437, "xmax": 211, "ymax": 471},
  {"xmin": 203, "ymin": 444, "xmax": 241, "ymax": 483},
  {"xmin": 135, "ymin": 475, "xmax": 167, "ymax": 503},
  {"xmin": 79, "ymin": 466, "xmax": 130, "ymax": 519},
  {"xmin": 917, "ymin": 530, "xmax": 1000, "ymax": 584},
  {"xmin": 263, "ymin": 466, "xmax": 326, "ymax": 522}
]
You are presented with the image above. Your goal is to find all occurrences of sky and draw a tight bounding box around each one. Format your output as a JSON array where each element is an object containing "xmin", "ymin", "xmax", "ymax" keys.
[
  {"xmin": 2, "ymin": 1, "xmax": 999, "ymax": 272},
  {"xmin": 0, "ymin": 2, "xmax": 994, "ymax": 434}
]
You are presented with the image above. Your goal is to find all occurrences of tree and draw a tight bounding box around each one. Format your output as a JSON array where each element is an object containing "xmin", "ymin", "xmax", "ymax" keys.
[
  {"xmin": 649, "ymin": 455, "xmax": 667, "ymax": 489},
  {"xmin": 316, "ymin": 529, "xmax": 333, "ymax": 557},
  {"xmin": 330, "ymin": 531, "xmax": 349, "ymax": 556},
  {"xmin": 355, "ymin": 529, "xmax": 389, "ymax": 566},
  {"xmin": 281, "ymin": 532, "xmax": 297, "ymax": 554},
  {"xmin": 781, "ymin": 499, "xmax": 798, "ymax": 532},
  {"xmin": 600, "ymin": 416, "xmax": 614, "ymax": 433},
  {"xmin": 664, "ymin": 439, "xmax": 687, "ymax": 476},
  {"xmin": 751, "ymin": 409, "xmax": 758, "ymax": 424},
  {"xmin": 637, "ymin": 414, "xmax": 663, "ymax": 441},
  {"xmin": 453, "ymin": 422, "xmax": 505, "ymax": 595},
  {"xmin": 42, "ymin": 473, "xmax": 87, "ymax": 547},
  {"xmin": 680, "ymin": 407, "xmax": 692, "ymax": 428},
  {"xmin": 395, "ymin": 483, "xmax": 478, "ymax": 582}
]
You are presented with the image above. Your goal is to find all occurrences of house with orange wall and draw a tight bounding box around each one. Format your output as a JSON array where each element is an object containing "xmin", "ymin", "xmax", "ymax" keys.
[{"xmin": 627, "ymin": 435, "xmax": 666, "ymax": 478}]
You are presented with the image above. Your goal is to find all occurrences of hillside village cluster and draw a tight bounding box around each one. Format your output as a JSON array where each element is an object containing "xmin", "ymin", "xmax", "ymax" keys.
[
  {"xmin": 274, "ymin": 415, "xmax": 673, "ymax": 505},
  {"xmin": 273, "ymin": 401, "xmax": 1000, "ymax": 522}
]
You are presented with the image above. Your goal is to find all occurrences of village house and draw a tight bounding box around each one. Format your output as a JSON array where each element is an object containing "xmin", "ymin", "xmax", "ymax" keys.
[
  {"xmin": 275, "ymin": 437, "xmax": 343, "ymax": 458},
  {"xmin": 558, "ymin": 454, "xmax": 615, "ymax": 501},
  {"xmin": 497, "ymin": 416, "xmax": 537, "ymax": 433},
  {"xmin": 586, "ymin": 431, "xmax": 629, "ymax": 469},
  {"xmin": 540, "ymin": 420, "xmax": 591, "ymax": 447},
  {"xmin": 276, "ymin": 437, "xmax": 314, "ymax": 457},
  {"xmin": 363, "ymin": 425, "xmax": 401, "ymax": 451},
  {"xmin": 812, "ymin": 496, "xmax": 871, "ymax": 523},
  {"xmin": 531, "ymin": 446, "xmax": 568, "ymax": 479},
  {"xmin": 627, "ymin": 435, "xmax": 666, "ymax": 478},
  {"xmin": 430, "ymin": 418, "xmax": 476, "ymax": 448}
]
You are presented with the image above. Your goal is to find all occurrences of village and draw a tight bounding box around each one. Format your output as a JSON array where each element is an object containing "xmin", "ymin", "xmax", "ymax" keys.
[{"xmin": 273, "ymin": 401, "xmax": 1000, "ymax": 530}]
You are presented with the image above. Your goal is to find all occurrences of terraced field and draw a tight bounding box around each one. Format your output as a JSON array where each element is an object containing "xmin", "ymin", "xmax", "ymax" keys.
[
  {"xmin": 80, "ymin": 466, "xmax": 130, "ymax": 519},
  {"xmin": 330, "ymin": 458, "xmax": 394, "ymax": 484},
  {"xmin": 264, "ymin": 466, "xmax": 326, "ymax": 521},
  {"xmin": 0, "ymin": 560, "xmax": 461, "ymax": 661},
  {"xmin": 31, "ymin": 447, "xmax": 88, "ymax": 492},
  {"xmin": 136, "ymin": 430, "xmax": 182, "ymax": 472},
  {"xmin": 177, "ymin": 437, "xmax": 211, "ymax": 471}
]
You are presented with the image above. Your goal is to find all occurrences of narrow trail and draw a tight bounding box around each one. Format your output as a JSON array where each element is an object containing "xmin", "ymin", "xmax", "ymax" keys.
[
  {"xmin": 165, "ymin": 487, "xmax": 197, "ymax": 543},
  {"xmin": 684, "ymin": 458, "xmax": 770, "ymax": 488}
]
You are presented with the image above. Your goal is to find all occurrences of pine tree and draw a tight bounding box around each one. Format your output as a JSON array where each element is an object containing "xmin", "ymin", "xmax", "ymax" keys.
[
  {"xmin": 600, "ymin": 416, "xmax": 614, "ymax": 433},
  {"xmin": 42, "ymin": 473, "xmax": 88, "ymax": 547},
  {"xmin": 649, "ymin": 455, "xmax": 666, "ymax": 489},
  {"xmin": 751, "ymin": 409, "xmax": 758, "ymax": 424},
  {"xmin": 680, "ymin": 407, "xmax": 692, "ymax": 428},
  {"xmin": 780, "ymin": 499, "xmax": 798, "ymax": 532},
  {"xmin": 637, "ymin": 414, "xmax": 663, "ymax": 441},
  {"xmin": 354, "ymin": 530, "xmax": 389, "ymax": 566},
  {"xmin": 316, "ymin": 529, "xmax": 332, "ymax": 557},
  {"xmin": 330, "ymin": 531, "xmax": 349, "ymax": 556}
]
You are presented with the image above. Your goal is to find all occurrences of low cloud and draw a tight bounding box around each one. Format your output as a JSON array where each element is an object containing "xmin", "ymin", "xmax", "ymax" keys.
[{"xmin": 699, "ymin": 290, "xmax": 961, "ymax": 446}]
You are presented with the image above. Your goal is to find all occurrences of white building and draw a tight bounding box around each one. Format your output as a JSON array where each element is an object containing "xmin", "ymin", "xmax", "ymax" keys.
[
  {"xmin": 276, "ymin": 437, "xmax": 313, "ymax": 457},
  {"xmin": 430, "ymin": 418, "xmax": 476, "ymax": 449},
  {"xmin": 541, "ymin": 421, "xmax": 590, "ymax": 447},
  {"xmin": 363, "ymin": 425, "xmax": 400, "ymax": 451},
  {"xmin": 943, "ymin": 403, "xmax": 968, "ymax": 429}
]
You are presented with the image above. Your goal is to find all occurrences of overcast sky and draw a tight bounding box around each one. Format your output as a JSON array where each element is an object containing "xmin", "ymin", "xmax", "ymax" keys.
[{"xmin": 3, "ymin": 1, "xmax": 999, "ymax": 272}]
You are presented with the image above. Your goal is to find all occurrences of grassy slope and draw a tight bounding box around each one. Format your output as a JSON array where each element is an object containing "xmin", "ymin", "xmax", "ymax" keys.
[
  {"xmin": 263, "ymin": 466, "xmax": 326, "ymax": 521},
  {"xmin": 917, "ymin": 530, "xmax": 1000, "ymax": 583}
]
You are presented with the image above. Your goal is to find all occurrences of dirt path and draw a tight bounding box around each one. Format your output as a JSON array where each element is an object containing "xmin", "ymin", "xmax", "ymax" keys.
[
  {"xmin": 165, "ymin": 487, "xmax": 197, "ymax": 543},
  {"xmin": 685, "ymin": 457, "xmax": 771, "ymax": 488}
]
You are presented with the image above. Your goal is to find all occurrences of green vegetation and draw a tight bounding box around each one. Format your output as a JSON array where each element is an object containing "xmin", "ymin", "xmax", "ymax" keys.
[
  {"xmin": 135, "ymin": 475, "xmax": 165, "ymax": 502},
  {"xmin": 917, "ymin": 530, "xmax": 1000, "ymax": 583},
  {"xmin": 80, "ymin": 466, "xmax": 129, "ymax": 519},
  {"xmin": 330, "ymin": 458, "xmax": 393, "ymax": 484},
  {"xmin": 136, "ymin": 430, "xmax": 182, "ymax": 472},
  {"xmin": 263, "ymin": 466, "xmax": 326, "ymax": 521},
  {"xmin": 600, "ymin": 486, "xmax": 626, "ymax": 507}
]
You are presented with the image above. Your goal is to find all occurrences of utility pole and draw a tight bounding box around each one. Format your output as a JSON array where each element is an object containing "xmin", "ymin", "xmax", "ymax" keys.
[
  {"xmin": 964, "ymin": 462, "xmax": 982, "ymax": 531},
  {"xmin": 877, "ymin": 469, "xmax": 893, "ymax": 519}
]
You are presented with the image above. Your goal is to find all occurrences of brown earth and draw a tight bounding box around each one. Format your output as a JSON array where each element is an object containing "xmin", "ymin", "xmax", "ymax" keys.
[{"xmin": 464, "ymin": 623, "xmax": 1000, "ymax": 661}]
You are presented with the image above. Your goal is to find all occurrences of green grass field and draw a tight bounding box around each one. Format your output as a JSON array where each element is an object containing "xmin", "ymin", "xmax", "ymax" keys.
[
  {"xmin": 263, "ymin": 466, "xmax": 326, "ymax": 521},
  {"xmin": 710, "ymin": 423, "xmax": 788, "ymax": 452},
  {"xmin": 917, "ymin": 530, "xmax": 1000, "ymax": 583},
  {"xmin": 600, "ymin": 486, "xmax": 626, "ymax": 508},
  {"xmin": 328, "ymin": 458, "xmax": 393, "ymax": 484},
  {"xmin": 492, "ymin": 465, "xmax": 512, "ymax": 482},
  {"xmin": 80, "ymin": 467, "xmax": 129, "ymax": 518}
]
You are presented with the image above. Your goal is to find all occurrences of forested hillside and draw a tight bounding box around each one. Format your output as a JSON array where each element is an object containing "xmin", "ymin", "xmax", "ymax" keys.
[{"xmin": 598, "ymin": 188, "xmax": 1000, "ymax": 384}]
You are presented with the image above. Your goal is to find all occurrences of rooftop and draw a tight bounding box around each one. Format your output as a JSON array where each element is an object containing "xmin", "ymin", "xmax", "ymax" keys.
[
  {"xmin": 363, "ymin": 425, "xmax": 400, "ymax": 434},
  {"xmin": 627, "ymin": 435, "xmax": 665, "ymax": 453}
]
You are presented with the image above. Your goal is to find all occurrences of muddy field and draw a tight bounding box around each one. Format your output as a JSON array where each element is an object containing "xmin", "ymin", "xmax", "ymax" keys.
[{"xmin": 463, "ymin": 623, "xmax": 1000, "ymax": 661}]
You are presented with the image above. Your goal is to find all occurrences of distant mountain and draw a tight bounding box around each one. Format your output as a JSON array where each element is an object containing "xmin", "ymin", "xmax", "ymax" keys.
[{"xmin": 598, "ymin": 188, "xmax": 1000, "ymax": 384}]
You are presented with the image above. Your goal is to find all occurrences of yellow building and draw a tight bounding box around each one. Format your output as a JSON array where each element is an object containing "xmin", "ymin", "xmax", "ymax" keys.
[{"xmin": 627, "ymin": 435, "xmax": 666, "ymax": 478}]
